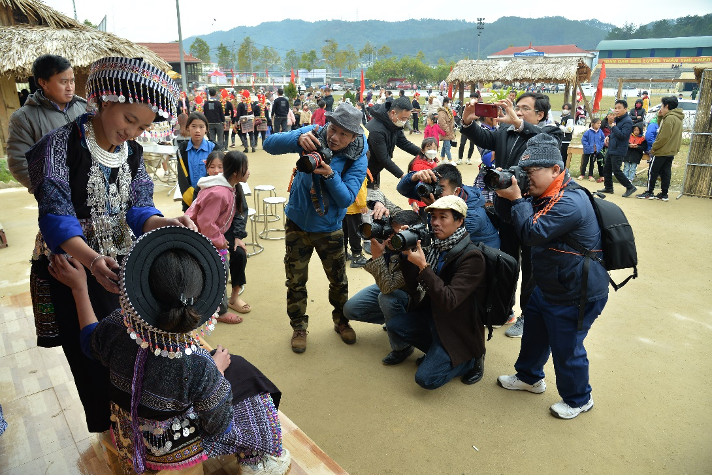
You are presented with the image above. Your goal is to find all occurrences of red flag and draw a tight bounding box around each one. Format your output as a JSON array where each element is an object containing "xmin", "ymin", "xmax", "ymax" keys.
[
  {"xmin": 360, "ymin": 70, "xmax": 365, "ymax": 102},
  {"xmin": 339, "ymin": 69, "xmax": 342, "ymax": 77},
  {"xmin": 593, "ymin": 62, "xmax": 606, "ymax": 113},
  {"xmin": 290, "ymin": 68, "xmax": 295, "ymax": 83},
  {"xmin": 265, "ymin": 69, "xmax": 269, "ymax": 77},
  {"xmin": 447, "ymin": 66, "xmax": 453, "ymax": 99},
  {"xmin": 230, "ymin": 68, "xmax": 235, "ymax": 86}
]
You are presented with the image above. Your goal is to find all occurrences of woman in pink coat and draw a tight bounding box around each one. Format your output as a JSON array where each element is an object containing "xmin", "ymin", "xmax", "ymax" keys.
[{"xmin": 185, "ymin": 150, "xmax": 249, "ymax": 323}]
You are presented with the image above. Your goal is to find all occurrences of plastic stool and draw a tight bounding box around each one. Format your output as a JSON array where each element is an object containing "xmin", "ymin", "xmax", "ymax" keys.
[
  {"xmin": 244, "ymin": 208, "xmax": 264, "ymax": 256},
  {"xmin": 253, "ymin": 185, "xmax": 278, "ymax": 222},
  {"xmin": 259, "ymin": 197, "xmax": 287, "ymax": 240}
]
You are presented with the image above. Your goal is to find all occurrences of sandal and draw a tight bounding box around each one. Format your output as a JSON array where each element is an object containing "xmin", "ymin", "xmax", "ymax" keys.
[
  {"xmin": 217, "ymin": 313, "xmax": 243, "ymax": 324},
  {"xmin": 229, "ymin": 300, "xmax": 251, "ymax": 314}
]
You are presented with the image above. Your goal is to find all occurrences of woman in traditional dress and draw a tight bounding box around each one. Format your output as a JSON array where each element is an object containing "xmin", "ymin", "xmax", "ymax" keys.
[{"xmin": 26, "ymin": 57, "xmax": 195, "ymax": 434}]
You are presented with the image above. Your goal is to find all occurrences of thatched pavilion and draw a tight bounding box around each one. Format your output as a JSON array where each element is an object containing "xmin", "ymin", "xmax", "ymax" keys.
[
  {"xmin": 0, "ymin": 0, "xmax": 171, "ymax": 156},
  {"xmin": 446, "ymin": 57, "xmax": 592, "ymax": 109}
]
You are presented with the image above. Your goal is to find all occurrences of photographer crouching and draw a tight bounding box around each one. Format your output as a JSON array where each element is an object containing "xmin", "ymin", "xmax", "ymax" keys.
[
  {"xmin": 343, "ymin": 210, "xmax": 423, "ymax": 365},
  {"xmin": 492, "ymin": 134, "xmax": 608, "ymax": 419},
  {"xmin": 263, "ymin": 103, "xmax": 368, "ymax": 353},
  {"xmin": 387, "ymin": 196, "xmax": 488, "ymax": 390}
]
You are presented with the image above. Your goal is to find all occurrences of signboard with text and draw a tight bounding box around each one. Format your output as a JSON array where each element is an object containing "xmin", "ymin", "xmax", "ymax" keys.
[{"xmin": 598, "ymin": 56, "xmax": 712, "ymax": 64}]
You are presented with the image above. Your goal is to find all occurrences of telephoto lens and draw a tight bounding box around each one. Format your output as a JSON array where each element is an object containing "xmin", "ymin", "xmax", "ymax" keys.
[
  {"xmin": 389, "ymin": 224, "xmax": 431, "ymax": 251},
  {"xmin": 483, "ymin": 168, "xmax": 514, "ymax": 190},
  {"xmin": 358, "ymin": 218, "xmax": 393, "ymax": 240},
  {"xmin": 415, "ymin": 181, "xmax": 443, "ymax": 199},
  {"xmin": 296, "ymin": 151, "xmax": 323, "ymax": 173}
]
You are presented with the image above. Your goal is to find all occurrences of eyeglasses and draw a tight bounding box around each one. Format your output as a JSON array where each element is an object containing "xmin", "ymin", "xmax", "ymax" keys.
[{"xmin": 514, "ymin": 106, "xmax": 538, "ymax": 112}]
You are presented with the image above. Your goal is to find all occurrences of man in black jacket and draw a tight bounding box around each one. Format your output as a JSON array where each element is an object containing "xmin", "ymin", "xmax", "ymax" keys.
[
  {"xmin": 323, "ymin": 87, "xmax": 334, "ymax": 112},
  {"xmin": 460, "ymin": 92, "xmax": 563, "ymax": 338},
  {"xmin": 203, "ymin": 88, "xmax": 225, "ymax": 149},
  {"xmin": 365, "ymin": 96, "xmax": 422, "ymax": 190},
  {"xmin": 271, "ymin": 88, "xmax": 290, "ymax": 133}
]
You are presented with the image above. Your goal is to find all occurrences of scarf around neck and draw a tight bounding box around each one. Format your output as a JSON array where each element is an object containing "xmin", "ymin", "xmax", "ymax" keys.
[{"xmin": 425, "ymin": 225, "xmax": 468, "ymax": 270}]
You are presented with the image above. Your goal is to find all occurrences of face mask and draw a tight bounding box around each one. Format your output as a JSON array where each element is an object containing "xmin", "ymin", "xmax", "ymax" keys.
[
  {"xmin": 391, "ymin": 114, "xmax": 406, "ymax": 127},
  {"xmin": 425, "ymin": 150, "xmax": 438, "ymax": 160}
]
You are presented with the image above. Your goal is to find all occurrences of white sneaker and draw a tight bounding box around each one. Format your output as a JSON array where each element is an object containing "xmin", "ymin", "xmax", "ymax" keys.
[
  {"xmin": 497, "ymin": 374, "xmax": 546, "ymax": 394},
  {"xmin": 240, "ymin": 448, "xmax": 291, "ymax": 475},
  {"xmin": 550, "ymin": 398, "xmax": 594, "ymax": 419},
  {"xmin": 465, "ymin": 159, "xmax": 472, "ymax": 165},
  {"xmin": 456, "ymin": 160, "xmax": 462, "ymax": 165}
]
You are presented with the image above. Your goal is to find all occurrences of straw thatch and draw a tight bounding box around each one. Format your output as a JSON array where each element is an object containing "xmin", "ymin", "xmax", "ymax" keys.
[
  {"xmin": 0, "ymin": 24, "xmax": 172, "ymax": 77},
  {"xmin": 682, "ymin": 68, "xmax": 712, "ymax": 198},
  {"xmin": 446, "ymin": 57, "xmax": 592, "ymax": 86},
  {"xmin": 0, "ymin": 0, "xmax": 79, "ymax": 28}
]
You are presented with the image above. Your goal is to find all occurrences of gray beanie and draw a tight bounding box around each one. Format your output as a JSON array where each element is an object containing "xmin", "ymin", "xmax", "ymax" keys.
[{"xmin": 518, "ymin": 133, "xmax": 564, "ymax": 169}]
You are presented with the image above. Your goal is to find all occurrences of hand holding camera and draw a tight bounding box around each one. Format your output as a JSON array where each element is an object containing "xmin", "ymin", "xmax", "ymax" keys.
[
  {"xmin": 296, "ymin": 130, "xmax": 334, "ymax": 174},
  {"xmin": 403, "ymin": 240, "xmax": 428, "ymax": 271}
]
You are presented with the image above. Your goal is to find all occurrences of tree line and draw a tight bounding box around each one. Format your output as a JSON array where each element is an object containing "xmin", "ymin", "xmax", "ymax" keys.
[{"xmin": 605, "ymin": 14, "xmax": 711, "ymax": 40}]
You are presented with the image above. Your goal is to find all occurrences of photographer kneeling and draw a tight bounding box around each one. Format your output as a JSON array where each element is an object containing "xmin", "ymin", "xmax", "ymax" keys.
[
  {"xmin": 263, "ymin": 103, "xmax": 368, "ymax": 353},
  {"xmin": 343, "ymin": 210, "xmax": 423, "ymax": 365},
  {"xmin": 387, "ymin": 196, "xmax": 487, "ymax": 390},
  {"xmin": 493, "ymin": 134, "xmax": 608, "ymax": 419},
  {"xmin": 396, "ymin": 163, "xmax": 500, "ymax": 248}
]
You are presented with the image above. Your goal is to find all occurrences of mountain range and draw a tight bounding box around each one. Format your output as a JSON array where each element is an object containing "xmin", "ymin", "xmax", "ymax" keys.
[{"xmin": 182, "ymin": 16, "xmax": 614, "ymax": 64}]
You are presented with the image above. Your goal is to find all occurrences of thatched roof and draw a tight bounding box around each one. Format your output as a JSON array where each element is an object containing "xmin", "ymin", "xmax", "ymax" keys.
[
  {"xmin": 446, "ymin": 57, "xmax": 592, "ymax": 86},
  {"xmin": 0, "ymin": 24, "xmax": 172, "ymax": 77},
  {"xmin": 0, "ymin": 0, "xmax": 79, "ymax": 28},
  {"xmin": 694, "ymin": 66, "xmax": 712, "ymax": 84}
]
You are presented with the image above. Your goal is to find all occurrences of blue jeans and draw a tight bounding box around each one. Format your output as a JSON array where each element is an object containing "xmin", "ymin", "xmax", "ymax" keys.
[
  {"xmin": 514, "ymin": 287, "xmax": 607, "ymax": 407},
  {"xmin": 623, "ymin": 162, "xmax": 637, "ymax": 183},
  {"xmin": 343, "ymin": 284, "xmax": 410, "ymax": 351},
  {"xmin": 388, "ymin": 308, "xmax": 475, "ymax": 389},
  {"xmin": 440, "ymin": 140, "xmax": 452, "ymax": 161}
]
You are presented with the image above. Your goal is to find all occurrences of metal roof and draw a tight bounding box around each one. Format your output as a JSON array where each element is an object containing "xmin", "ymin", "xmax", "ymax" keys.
[{"xmin": 596, "ymin": 36, "xmax": 712, "ymax": 51}]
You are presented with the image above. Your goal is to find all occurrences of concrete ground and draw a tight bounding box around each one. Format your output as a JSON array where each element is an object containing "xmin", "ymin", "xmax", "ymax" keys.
[{"xmin": 0, "ymin": 132, "xmax": 711, "ymax": 474}]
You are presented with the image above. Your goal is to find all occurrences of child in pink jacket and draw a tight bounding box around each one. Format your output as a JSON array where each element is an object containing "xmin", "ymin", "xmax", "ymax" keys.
[{"xmin": 423, "ymin": 114, "xmax": 446, "ymax": 149}]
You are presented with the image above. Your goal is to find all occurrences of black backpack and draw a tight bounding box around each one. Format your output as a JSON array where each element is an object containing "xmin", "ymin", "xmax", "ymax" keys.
[
  {"xmin": 456, "ymin": 241, "xmax": 518, "ymax": 340},
  {"xmin": 564, "ymin": 182, "xmax": 638, "ymax": 329}
]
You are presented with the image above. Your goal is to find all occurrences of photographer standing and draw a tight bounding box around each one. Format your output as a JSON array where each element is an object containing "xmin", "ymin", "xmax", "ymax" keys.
[
  {"xmin": 387, "ymin": 196, "xmax": 487, "ymax": 390},
  {"xmin": 493, "ymin": 134, "xmax": 608, "ymax": 419},
  {"xmin": 343, "ymin": 210, "xmax": 423, "ymax": 365},
  {"xmin": 459, "ymin": 93, "xmax": 563, "ymax": 338},
  {"xmin": 263, "ymin": 103, "xmax": 368, "ymax": 353},
  {"xmin": 396, "ymin": 163, "xmax": 500, "ymax": 249}
]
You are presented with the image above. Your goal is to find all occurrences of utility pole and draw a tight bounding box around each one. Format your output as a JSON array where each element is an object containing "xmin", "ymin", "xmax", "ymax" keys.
[
  {"xmin": 72, "ymin": 0, "xmax": 77, "ymax": 20},
  {"xmin": 175, "ymin": 0, "xmax": 188, "ymax": 94},
  {"xmin": 477, "ymin": 18, "xmax": 485, "ymax": 60}
]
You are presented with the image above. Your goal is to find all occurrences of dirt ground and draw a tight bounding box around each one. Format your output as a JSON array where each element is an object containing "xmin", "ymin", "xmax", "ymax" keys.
[{"xmin": 0, "ymin": 133, "xmax": 711, "ymax": 474}]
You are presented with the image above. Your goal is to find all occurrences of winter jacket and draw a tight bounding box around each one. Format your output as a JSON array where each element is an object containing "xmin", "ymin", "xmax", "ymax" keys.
[
  {"xmin": 606, "ymin": 112, "xmax": 633, "ymax": 157},
  {"xmin": 400, "ymin": 233, "xmax": 487, "ymax": 366},
  {"xmin": 397, "ymin": 173, "xmax": 500, "ymax": 248},
  {"xmin": 324, "ymin": 94, "xmax": 334, "ymax": 112},
  {"xmin": 625, "ymin": 133, "xmax": 647, "ymax": 164},
  {"xmin": 203, "ymin": 99, "xmax": 224, "ymax": 123},
  {"xmin": 311, "ymin": 108, "xmax": 326, "ymax": 126},
  {"xmin": 271, "ymin": 96, "xmax": 290, "ymax": 117},
  {"xmin": 460, "ymin": 118, "xmax": 563, "ymax": 169},
  {"xmin": 7, "ymin": 90, "xmax": 87, "ymax": 190},
  {"xmin": 629, "ymin": 104, "xmax": 646, "ymax": 124},
  {"xmin": 184, "ymin": 174, "xmax": 236, "ymax": 249},
  {"xmin": 407, "ymin": 156, "xmax": 438, "ymax": 208},
  {"xmin": 263, "ymin": 124, "xmax": 367, "ymax": 233},
  {"xmin": 644, "ymin": 122, "xmax": 659, "ymax": 153},
  {"xmin": 558, "ymin": 114, "xmax": 574, "ymax": 143},
  {"xmin": 650, "ymin": 108, "xmax": 684, "ymax": 157},
  {"xmin": 365, "ymin": 103, "xmax": 421, "ymax": 187},
  {"xmin": 346, "ymin": 178, "xmax": 368, "ymax": 214},
  {"xmin": 424, "ymin": 123, "xmax": 447, "ymax": 148},
  {"xmin": 436, "ymin": 106, "xmax": 456, "ymax": 140},
  {"xmin": 494, "ymin": 171, "xmax": 609, "ymax": 306},
  {"xmin": 581, "ymin": 128, "xmax": 605, "ymax": 155}
]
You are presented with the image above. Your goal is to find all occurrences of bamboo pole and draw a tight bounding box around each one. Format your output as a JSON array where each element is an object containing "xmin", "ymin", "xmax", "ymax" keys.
[{"xmin": 680, "ymin": 68, "xmax": 712, "ymax": 198}]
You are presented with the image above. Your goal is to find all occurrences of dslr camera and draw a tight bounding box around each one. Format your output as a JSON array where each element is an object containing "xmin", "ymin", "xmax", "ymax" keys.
[
  {"xmin": 358, "ymin": 217, "xmax": 394, "ymax": 241},
  {"xmin": 415, "ymin": 179, "xmax": 443, "ymax": 199},
  {"xmin": 483, "ymin": 166, "xmax": 529, "ymax": 194},
  {"xmin": 389, "ymin": 223, "xmax": 432, "ymax": 252},
  {"xmin": 296, "ymin": 139, "xmax": 333, "ymax": 173}
]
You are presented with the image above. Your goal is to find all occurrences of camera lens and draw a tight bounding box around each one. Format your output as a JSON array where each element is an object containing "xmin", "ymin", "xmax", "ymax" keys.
[{"xmin": 357, "ymin": 223, "xmax": 373, "ymax": 240}]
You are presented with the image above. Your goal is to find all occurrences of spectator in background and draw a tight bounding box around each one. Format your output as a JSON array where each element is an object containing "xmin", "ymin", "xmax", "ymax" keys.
[
  {"xmin": 411, "ymin": 92, "xmax": 422, "ymax": 133},
  {"xmin": 300, "ymin": 104, "xmax": 312, "ymax": 127},
  {"xmin": 271, "ymin": 88, "xmax": 290, "ymax": 133},
  {"xmin": 623, "ymin": 124, "xmax": 647, "ymax": 183},
  {"xmin": 323, "ymin": 87, "xmax": 334, "ymax": 112},
  {"xmin": 458, "ymin": 93, "xmax": 480, "ymax": 165},
  {"xmin": 558, "ymin": 103, "xmax": 574, "ymax": 162},
  {"xmin": 597, "ymin": 99, "xmax": 637, "ymax": 198},
  {"xmin": 629, "ymin": 99, "xmax": 646, "ymax": 125},
  {"xmin": 579, "ymin": 117, "xmax": 605, "ymax": 182},
  {"xmin": 311, "ymin": 99, "xmax": 326, "ymax": 126},
  {"xmin": 203, "ymin": 88, "xmax": 225, "ymax": 149},
  {"xmin": 437, "ymin": 97, "xmax": 456, "ymax": 164},
  {"xmin": 7, "ymin": 54, "xmax": 87, "ymax": 190}
]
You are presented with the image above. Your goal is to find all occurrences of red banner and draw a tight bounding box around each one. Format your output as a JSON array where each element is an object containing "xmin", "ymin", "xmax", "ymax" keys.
[{"xmin": 593, "ymin": 62, "xmax": 606, "ymax": 113}]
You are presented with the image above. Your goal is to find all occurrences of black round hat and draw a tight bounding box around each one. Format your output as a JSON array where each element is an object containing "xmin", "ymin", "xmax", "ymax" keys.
[{"xmin": 121, "ymin": 226, "xmax": 225, "ymax": 331}]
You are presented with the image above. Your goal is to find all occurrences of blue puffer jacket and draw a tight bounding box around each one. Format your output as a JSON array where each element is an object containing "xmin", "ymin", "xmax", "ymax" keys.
[
  {"xmin": 607, "ymin": 112, "xmax": 633, "ymax": 157},
  {"xmin": 495, "ymin": 171, "xmax": 609, "ymax": 305},
  {"xmin": 644, "ymin": 122, "xmax": 659, "ymax": 154},
  {"xmin": 263, "ymin": 125, "xmax": 368, "ymax": 233},
  {"xmin": 397, "ymin": 172, "xmax": 500, "ymax": 248}
]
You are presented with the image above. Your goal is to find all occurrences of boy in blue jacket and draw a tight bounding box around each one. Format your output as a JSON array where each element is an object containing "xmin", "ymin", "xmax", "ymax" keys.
[
  {"xmin": 263, "ymin": 103, "xmax": 368, "ymax": 353},
  {"xmin": 579, "ymin": 118, "xmax": 605, "ymax": 182},
  {"xmin": 494, "ymin": 134, "xmax": 609, "ymax": 420},
  {"xmin": 598, "ymin": 99, "xmax": 636, "ymax": 197}
]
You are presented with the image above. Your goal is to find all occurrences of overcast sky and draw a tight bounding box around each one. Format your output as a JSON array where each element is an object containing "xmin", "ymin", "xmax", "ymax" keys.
[{"xmin": 43, "ymin": 0, "xmax": 712, "ymax": 43}]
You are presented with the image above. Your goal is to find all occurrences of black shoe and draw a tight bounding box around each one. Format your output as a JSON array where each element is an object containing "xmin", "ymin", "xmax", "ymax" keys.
[
  {"xmin": 243, "ymin": 148, "xmax": 249, "ymax": 153},
  {"xmin": 350, "ymin": 254, "xmax": 368, "ymax": 268},
  {"xmin": 597, "ymin": 188, "xmax": 614, "ymax": 194},
  {"xmin": 622, "ymin": 186, "xmax": 637, "ymax": 198},
  {"xmin": 252, "ymin": 147, "xmax": 256, "ymax": 152},
  {"xmin": 382, "ymin": 346, "xmax": 414, "ymax": 365},
  {"xmin": 461, "ymin": 355, "xmax": 485, "ymax": 385}
]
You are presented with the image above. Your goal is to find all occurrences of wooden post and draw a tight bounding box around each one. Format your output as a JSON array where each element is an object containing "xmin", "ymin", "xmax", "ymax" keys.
[
  {"xmin": 458, "ymin": 82, "xmax": 464, "ymax": 104},
  {"xmin": 617, "ymin": 78, "xmax": 623, "ymax": 99},
  {"xmin": 563, "ymin": 81, "xmax": 570, "ymax": 105}
]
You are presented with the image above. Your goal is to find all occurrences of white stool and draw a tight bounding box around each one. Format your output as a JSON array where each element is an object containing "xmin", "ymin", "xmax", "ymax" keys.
[
  {"xmin": 244, "ymin": 208, "xmax": 264, "ymax": 256},
  {"xmin": 252, "ymin": 185, "xmax": 278, "ymax": 222},
  {"xmin": 259, "ymin": 197, "xmax": 287, "ymax": 240}
]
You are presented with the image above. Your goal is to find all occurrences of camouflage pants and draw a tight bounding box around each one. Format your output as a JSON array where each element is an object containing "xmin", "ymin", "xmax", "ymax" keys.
[{"xmin": 284, "ymin": 220, "xmax": 348, "ymax": 330}]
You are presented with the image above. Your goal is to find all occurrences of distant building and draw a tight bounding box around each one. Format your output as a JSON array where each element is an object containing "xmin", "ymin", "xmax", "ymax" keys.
[
  {"xmin": 137, "ymin": 42, "xmax": 202, "ymax": 85},
  {"xmin": 488, "ymin": 43, "xmax": 596, "ymax": 69}
]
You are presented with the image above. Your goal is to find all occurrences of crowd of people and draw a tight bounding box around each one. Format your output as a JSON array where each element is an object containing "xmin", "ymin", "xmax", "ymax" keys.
[{"xmin": 2, "ymin": 50, "xmax": 687, "ymax": 471}]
